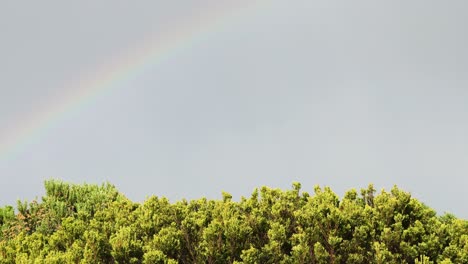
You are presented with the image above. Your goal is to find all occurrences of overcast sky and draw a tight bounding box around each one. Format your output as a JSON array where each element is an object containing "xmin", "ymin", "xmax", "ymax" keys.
[{"xmin": 1, "ymin": 1, "xmax": 467, "ymax": 218}]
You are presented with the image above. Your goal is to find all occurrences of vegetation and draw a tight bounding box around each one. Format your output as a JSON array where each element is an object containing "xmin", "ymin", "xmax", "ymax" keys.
[{"xmin": 0, "ymin": 180, "xmax": 466, "ymax": 263}]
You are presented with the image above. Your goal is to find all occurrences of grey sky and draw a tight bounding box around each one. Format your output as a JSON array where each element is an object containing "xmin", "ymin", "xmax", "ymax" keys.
[{"xmin": 1, "ymin": 1, "xmax": 467, "ymax": 218}]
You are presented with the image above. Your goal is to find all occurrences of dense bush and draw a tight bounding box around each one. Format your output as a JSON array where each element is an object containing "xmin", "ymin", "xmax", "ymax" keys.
[{"xmin": 0, "ymin": 180, "xmax": 466, "ymax": 263}]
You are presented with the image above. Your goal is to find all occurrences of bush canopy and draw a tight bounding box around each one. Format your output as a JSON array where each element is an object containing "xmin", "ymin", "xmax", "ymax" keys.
[{"xmin": 0, "ymin": 180, "xmax": 467, "ymax": 263}]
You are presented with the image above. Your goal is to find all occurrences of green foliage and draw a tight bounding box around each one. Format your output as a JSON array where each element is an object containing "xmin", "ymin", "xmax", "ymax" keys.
[{"xmin": 0, "ymin": 180, "xmax": 467, "ymax": 263}]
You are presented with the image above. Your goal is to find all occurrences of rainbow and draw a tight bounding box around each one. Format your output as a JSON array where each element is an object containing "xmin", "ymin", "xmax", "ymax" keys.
[{"xmin": 0, "ymin": 2, "xmax": 264, "ymax": 161}]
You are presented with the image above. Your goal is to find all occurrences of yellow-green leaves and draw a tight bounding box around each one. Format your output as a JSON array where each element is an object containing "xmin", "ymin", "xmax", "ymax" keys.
[{"xmin": 0, "ymin": 181, "xmax": 467, "ymax": 263}]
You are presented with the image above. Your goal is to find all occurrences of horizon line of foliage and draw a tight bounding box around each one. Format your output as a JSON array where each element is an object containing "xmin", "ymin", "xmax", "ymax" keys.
[{"xmin": 0, "ymin": 180, "xmax": 467, "ymax": 263}]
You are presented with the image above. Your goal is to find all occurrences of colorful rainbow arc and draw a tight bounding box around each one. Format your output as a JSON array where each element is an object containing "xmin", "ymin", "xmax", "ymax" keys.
[{"xmin": 0, "ymin": 2, "xmax": 264, "ymax": 161}]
